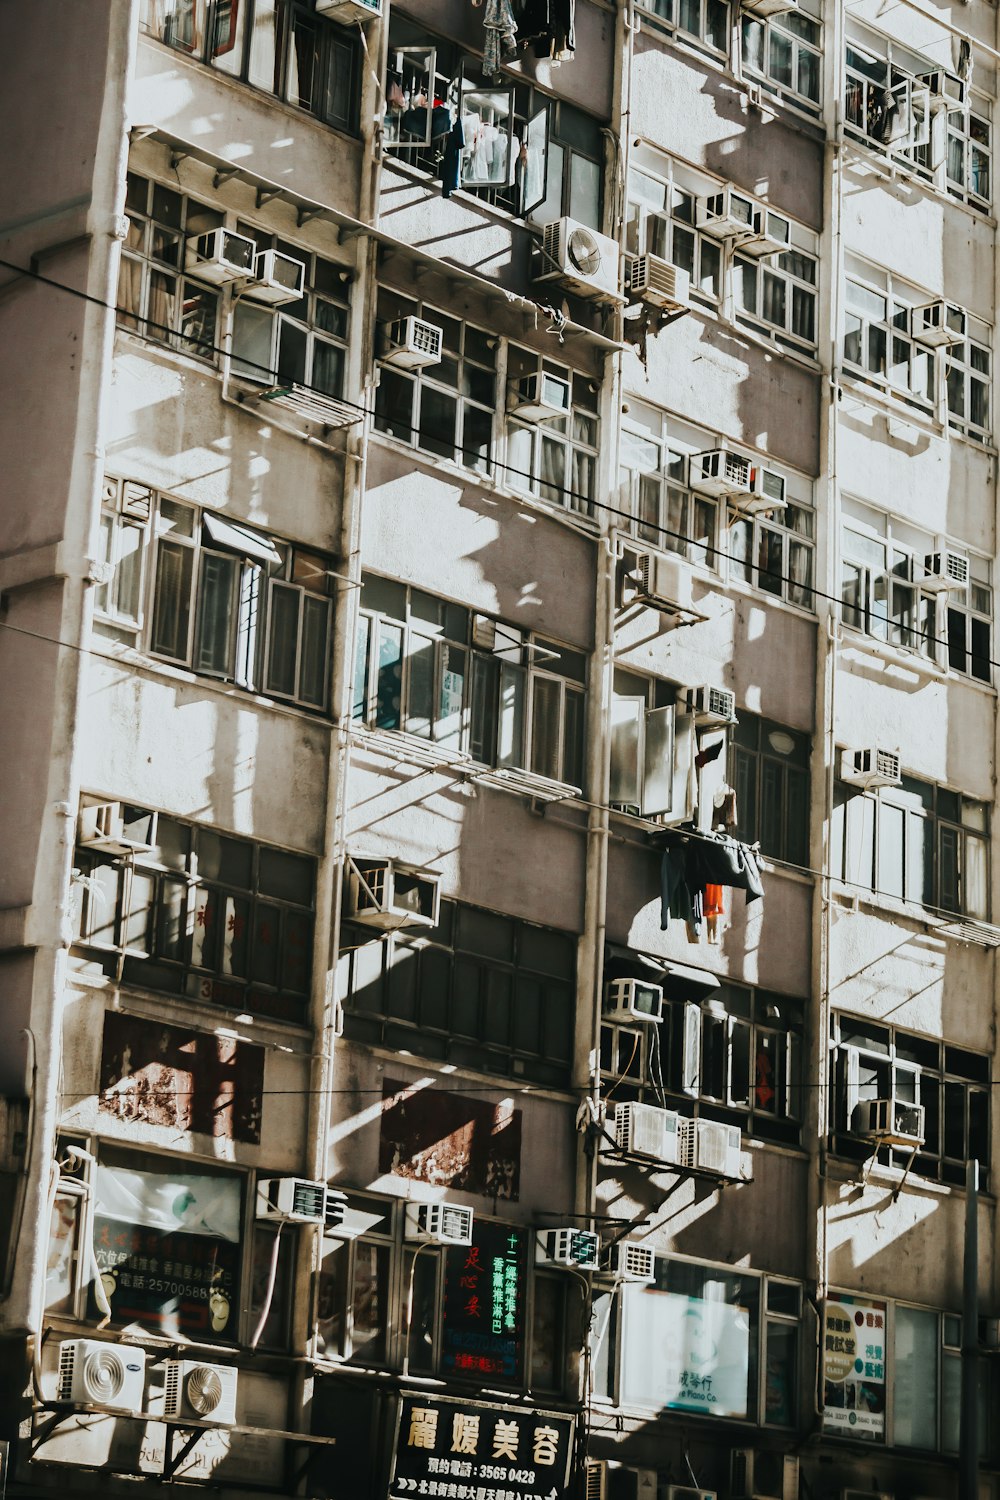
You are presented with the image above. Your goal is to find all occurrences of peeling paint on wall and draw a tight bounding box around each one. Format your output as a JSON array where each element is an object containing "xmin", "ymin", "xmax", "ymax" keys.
[{"xmin": 379, "ymin": 1079, "xmax": 521, "ymax": 1199}]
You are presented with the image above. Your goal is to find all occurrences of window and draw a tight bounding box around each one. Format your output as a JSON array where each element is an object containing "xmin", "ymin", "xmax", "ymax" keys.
[
  {"xmin": 945, "ymin": 328, "xmax": 992, "ymax": 443},
  {"xmin": 742, "ymin": 5, "xmax": 821, "ymax": 112},
  {"xmin": 730, "ymin": 713, "xmax": 810, "ymax": 866},
  {"xmin": 94, "ymin": 478, "xmax": 336, "ymax": 709},
  {"xmin": 383, "ymin": 21, "xmax": 604, "ymax": 228},
  {"xmin": 232, "ymin": 233, "xmax": 350, "ymax": 398},
  {"xmin": 733, "ymin": 244, "xmax": 818, "ymax": 353},
  {"xmin": 845, "ymin": 42, "xmax": 930, "ymax": 161},
  {"xmin": 142, "ymin": 0, "xmax": 361, "ymax": 133},
  {"xmin": 616, "ymin": 1256, "xmax": 802, "ymax": 1428},
  {"xmin": 617, "ymin": 403, "xmax": 720, "ymax": 567},
  {"xmin": 507, "ymin": 347, "xmax": 599, "ymax": 517},
  {"xmin": 728, "ymin": 494, "xmax": 815, "ymax": 608},
  {"xmin": 626, "ymin": 164, "xmax": 723, "ymax": 305},
  {"xmin": 841, "ymin": 500, "xmax": 992, "ymax": 683},
  {"xmin": 353, "ymin": 574, "xmax": 586, "ymax": 790},
  {"xmin": 44, "ymin": 1139, "xmax": 294, "ymax": 1350},
  {"xmin": 610, "ymin": 671, "xmax": 684, "ymax": 821},
  {"xmin": 893, "ymin": 1304, "xmax": 991, "ymax": 1455},
  {"xmin": 72, "ymin": 807, "xmax": 316, "ymax": 1024},
  {"xmin": 946, "ymin": 99, "xmax": 991, "ymax": 210},
  {"xmin": 117, "ymin": 173, "xmax": 222, "ymax": 359},
  {"xmin": 831, "ymin": 772, "xmax": 989, "ymax": 917},
  {"xmin": 830, "ymin": 1018, "xmax": 990, "ymax": 1187},
  {"xmin": 636, "ymin": 0, "xmax": 729, "ymax": 55},
  {"xmin": 375, "ymin": 292, "xmax": 496, "ymax": 475},
  {"xmin": 339, "ymin": 900, "xmax": 577, "ymax": 1088}
]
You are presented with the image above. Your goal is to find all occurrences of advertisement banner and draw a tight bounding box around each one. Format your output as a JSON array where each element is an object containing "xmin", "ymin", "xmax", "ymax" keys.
[
  {"xmin": 441, "ymin": 1221, "xmax": 527, "ymax": 1383},
  {"xmin": 390, "ymin": 1395, "xmax": 573, "ymax": 1500},
  {"xmin": 621, "ymin": 1289, "xmax": 751, "ymax": 1417},
  {"xmin": 822, "ymin": 1293, "xmax": 886, "ymax": 1440}
]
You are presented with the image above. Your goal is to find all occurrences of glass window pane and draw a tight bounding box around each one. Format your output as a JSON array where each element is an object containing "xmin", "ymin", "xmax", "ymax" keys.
[
  {"xmin": 265, "ymin": 581, "xmax": 300, "ymax": 697},
  {"xmin": 195, "ymin": 552, "xmax": 238, "ymax": 674},
  {"xmin": 298, "ymin": 594, "xmax": 330, "ymax": 707},
  {"xmin": 765, "ymin": 1321, "xmax": 797, "ymax": 1426},
  {"xmin": 530, "ymin": 676, "xmax": 562, "ymax": 780},
  {"xmin": 894, "ymin": 1305, "xmax": 938, "ymax": 1447}
]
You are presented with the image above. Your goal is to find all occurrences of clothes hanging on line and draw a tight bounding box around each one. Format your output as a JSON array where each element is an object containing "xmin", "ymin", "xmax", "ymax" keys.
[
  {"xmin": 659, "ymin": 831, "xmax": 764, "ymax": 934},
  {"xmin": 483, "ymin": 0, "xmax": 519, "ymax": 79},
  {"xmin": 441, "ymin": 115, "xmax": 466, "ymax": 197}
]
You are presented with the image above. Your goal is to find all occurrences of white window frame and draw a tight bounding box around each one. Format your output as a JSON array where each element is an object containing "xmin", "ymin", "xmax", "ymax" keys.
[
  {"xmin": 741, "ymin": 3, "xmax": 822, "ymax": 114},
  {"xmin": 506, "ymin": 346, "xmax": 600, "ymax": 518},
  {"xmin": 117, "ymin": 171, "xmax": 223, "ymax": 361}
]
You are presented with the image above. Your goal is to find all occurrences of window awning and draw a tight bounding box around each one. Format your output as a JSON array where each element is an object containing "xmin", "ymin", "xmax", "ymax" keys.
[
  {"xmin": 605, "ymin": 944, "xmax": 719, "ymax": 995},
  {"xmin": 203, "ymin": 513, "xmax": 283, "ymax": 567}
]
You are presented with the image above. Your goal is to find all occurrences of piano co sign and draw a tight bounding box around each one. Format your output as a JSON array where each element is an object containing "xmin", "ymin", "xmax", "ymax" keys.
[{"xmin": 390, "ymin": 1394, "xmax": 574, "ymax": 1500}]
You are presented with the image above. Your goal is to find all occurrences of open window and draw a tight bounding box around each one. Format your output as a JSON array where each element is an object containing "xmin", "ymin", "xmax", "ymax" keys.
[{"xmin": 458, "ymin": 74, "xmax": 518, "ymax": 188}]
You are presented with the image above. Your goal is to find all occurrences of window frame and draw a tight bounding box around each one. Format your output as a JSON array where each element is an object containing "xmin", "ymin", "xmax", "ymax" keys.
[
  {"xmin": 729, "ymin": 711, "xmax": 811, "ymax": 866},
  {"xmin": 231, "ymin": 229, "xmax": 351, "ymax": 399},
  {"xmin": 117, "ymin": 173, "xmax": 223, "ymax": 362},
  {"xmin": 506, "ymin": 348, "xmax": 600, "ymax": 518},
  {"xmin": 741, "ymin": 6, "xmax": 822, "ymax": 114}
]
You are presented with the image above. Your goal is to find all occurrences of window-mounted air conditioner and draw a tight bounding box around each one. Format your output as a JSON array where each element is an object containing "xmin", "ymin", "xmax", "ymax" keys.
[
  {"xmin": 731, "ymin": 1449, "xmax": 800, "ymax": 1500},
  {"xmin": 919, "ymin": 545, "xmax": 971, "ymax": 596},
  {"xmin": 346, "ymin": 857, "xmax": 441, "ymax": 931},
  {"xmin": 614, "ymin": 1102, "xmax": 682, "ymax": 1165},
  {"xmin": 585, "ymin": 1462, "xmax": 658, "ymax": 1500},
  {"xmin": 536, "ymin": 217, "xmax": 621, "ymax": 301},
  {"xmin": 184, "ymin": 227, "xmax": 257, "ymax": 285},
  {"xmin": 58, "ymin": 1339, "xmax": 146, "ymax": 1413},
  {"xmin": 625, "ymin": 253, "xmax": 692, "ymax": 314},
  {"xmin": 535, "ymin": 1227, "xmax": 600, "ymax": 1269},
  {"xmin": 919, "ymin": 69, "xmax": 967, "ymax": 108},
  {"xmin": 604, "ymin": 977, "xmax": 664, "ymax": 1024},
  {"xmin": 680, "ymin": 1118, "xmax": 742, "ymax": 1179},
  {"xmin": 685, "ymin": 683, "xmax": 737, "ymax": 725},
  {"xmin": 688, "ymin": 448, "xmax": 758, "ymax": 501},
  {"xmin": 729, "ymin": 468, "xmax": 787, "ymax": 521},
  {"xmin": 852, "ymin": 1099, "xmax": 925, "ymax": 1147},
  {"xmin": 77, "ymin": 801, "xmax": 155, "ymax": 857},
  {"xmin": 911, "ymin": 300, "xmax": 966, "ymax": 348},
  {"xmin": 315, "ymin": 0, "xmax": 381, "ymax": 20},
  {"xmin": 256, "ymin": 1176, "xmax": 330, "ymax": 1226},
  {"xmin": 382, "ymin": 315, "xmax": 444, "ymax": 369},
  {"xmin": 841, "ymin": 746, "xmax": 902, "ymax": 790},
  {"xmin": 243, "ymin": 249, "xmax": 306, "ymax": 306},
  {"xmin": 665, "ymin": 1487, "xmax": 718, "ymax": 1500},
  {"xmin": 697, "ymin": 189, "xmax": 755, "ymax": 239},
  {"xmin": 608, "ymin": 1240, "xmax": 657, "ymax": 1285},
  {"xmin": 634, "ymin": 552, "xmax": 695, "ymax": 615},
  {"xmin": 510, "ymin": 371, "xmax": 571, "ymax": 423},
  {"xmin": 163, "ymin": 1360, "xmax": 238, "ymax": 1427},
  {"xmin": 404, "ymin": 1202, "xmax": 475, "ymax": 1245},
  {"xmin": 741, "ymin": 209, "xmax": 793, "ymax": 259}
]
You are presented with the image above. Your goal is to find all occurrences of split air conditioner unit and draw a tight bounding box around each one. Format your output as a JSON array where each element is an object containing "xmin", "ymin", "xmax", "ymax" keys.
[
  {"xmin": 163, "ymin": 1360, "xmax": 238, "ymax": 1426},
  {"xmin": 57, "ymin": 1339, "xmax": 146, "ymax": 1413},
  {"xmin": 535, "ymin": 1227, "xmax": 600, "ymax": 1268},
  {"xmin": 185, "ymin": 228, "xmax": 257, "ymax": 284},
  {"xmin": 613, "ymin": 1102, "xmax": 682, "ymax": 1165},
  {"xmin": 245, "ymin": 249, "xmax": 306, "ymax": 306},
  {"xmin": 841, "ymin": 746, "xmax": 902, "ymax": 790},
  {"xmin": 685, "ymin": 683, "xmax": 737, "ymax": 725},
  {"xmin": 77, "ymin": 801, "xmax": 155, "ymax": 856},
  {"xmin": 634, "ymin": 552, "xmax": 695, "ymax": 615},
  {"xmin": 730, "ymin": 1449, "xmax": 800, "ymax": 1500},
  {"xmin": 608, "ymin": 1240, "xmax": 657, "ymax": 1285},
  {"xmin": 688, "ymin": 448, "xmax": 758, "ymax": 500},
  {"xmin": 256, "ymin": 1176, "xmax": 330, "ymax": 1226},
  {"xmin": 910, "ymin": 300, "xmax": 966, "ymax": 348},
  {"xmin": 510, "ymin": 371, "xmax": 571, "ymax": 423},
  {"xmin": 697, "ymin": 188, "xmax": 756, "ymax": 239},
  {"xmin": 624, "ymin": 253, "xmax": 692, "ymax": 313},
  {"xmin": 741, "ymin": 209, "xmax": 793, "ymax": 258},
  {"xmin": 680, "ymin": 1118, "xmax": 742, "ymax": 1179},
  {"xmin": 919, "ymin": 546, "xmax": 971, "ymax": 596},
  {"xmin": 852, "ymin": 1099, "xmax": 926, "ymax": 1148},
  {"xmin": 536, "ymin": 217, "xmax": 621, "ymax": 301},
  {"xmin": 404, "ymin": 1202, "xmax": 475, "ymax": 1246},
  {"xmin": 316, "ymin": 0, "xmax": 381, "ymax": 20},
  {"xmin": 346, "ymin": 857, "xmax": 441, "ymax": 931},
  {"xmin": 604, "ymin": 977, "xmax": 664, "ymax": 1024},
  {"xmin": 382, "ymin": 315, "xmax": 444, "ymax": 369}
]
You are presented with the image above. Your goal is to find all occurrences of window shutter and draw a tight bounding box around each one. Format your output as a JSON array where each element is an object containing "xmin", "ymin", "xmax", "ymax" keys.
[
  {"xmin": 844, "ymin": 1046, "xmax": 860, "ymax": 1126},
  {"xmin": 642, "ymin": 705, "xmax": 675, "ymax": 818},
  {"xmin": 610, "ymin": 695, "xmax": 644, "ymax": 811},
  {"xmin": 682, "ymin": 1001, "xmax": 702, "ymax": 1096},
  {"xmin": 672, "ymin": 710, "xmax": 696, "ymax": 823}
]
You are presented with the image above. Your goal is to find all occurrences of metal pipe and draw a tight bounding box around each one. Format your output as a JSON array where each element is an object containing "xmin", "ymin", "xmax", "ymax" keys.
[{"xmin": 960, "ymin": 1157, "xmax": 979, "ymax": 1500}]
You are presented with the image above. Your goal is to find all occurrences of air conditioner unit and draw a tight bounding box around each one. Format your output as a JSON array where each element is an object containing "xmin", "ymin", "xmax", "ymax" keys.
[
  {"xmin": 911, "ymin": 300, "xmax": 966, "ymax": 348},
  {"xmin": 604, "ymin": 977, "xmax": 664, "ymax": 1024},
  {"xmin": 535, "ymin": 1227, "xmax": 600, "ymax": 1269},
  {"xmin": 852, "ymin": 1099, "xmax": 926, "ymax": 1147},
  {"xmin": 731, "ymin": 1449, "xmax": 800, "ymax": 1500},
  {"xmin": 382, "ymin": 315, "xmax": 444, "ymax": 369},
  {"xmin": 685, "ymin": 683, "xmax": 737, "ymax": 725},
  {"xmin": 614, "ymin": 1102, "xmax": 681, "ymax": 1165},
  {"xmin": 510, "ymin": 371, "xmax": 571, "ymax": 422},
  {"xmin": 625, "ymin": 253, "xmax": 692, "ymax": 313},
  {"xmin": 256, "ymin": 1176, "xmax": 329, "ymax": 1226},
  {"xmin": 728, "ymin": 468, "xmax": 787, "ymax": 521},
  {"xmin": 635, "ymin": 552, "xmax": 695, "ymax": 614},
  {"xmin": 919, "ymin": 68, "xmax": 967, "ymax": 108},
  {"xmin": 740, "ymin": 209, "xmax": 793, "ymax": 258},
  {"xmin": 243, "ymin": 249, "xmax": 306, "ymax": 306},
  {"xmin": 184, "ymin": 227, "xmax": 257, "ymax": 285},
  {"xmin": 586, "ymin": 1463, "xmax": 659, "ymax": 1500},
  {"xmin": 404, "ymin": 1202, "xmax": 475, "ymax": 1246},
  {"xmin": 688, "ymin": 448, "xmax": 758, "ymax": 500},
  {"xmin": 665, "ymin": 1488, "xmax": 717, "ymax": 1500},
  {"xmin": 841, "ymin": 746, "xmax": 902, "ymax": 790},
  {"xmin": 697, "ymin": 189, "xmax": 755, "ymax": 239},
  {"xmin": 315, "ymin": 0, "xmax": 381, "ymax": 20},
  {"xmin": 163, "ymin": 1360, "xmax": 238, "ymax": 1426},
  {"xmin": 346, "ymin": 857, "xmax": 441, "ymax": 931},
  {"xmin": 920, "ymin": 546, "xmax": 971, "ymax": 596},
  {"xmin": 537, "ymin": 217, "xmax": 621, "ymax": 300},
  {"xmin": 57, "ymin": 1339, "xmax": 146, "ymax": 1413},
  {"xmin": 682, "ymin": 1118, "xmax": 742, "ymax": 1179},
  {"xmin": 608, "ymin": 1240, "xmax": 657, "ymax": 1285},
  {"xmin": 77, "ymin": 801, "xmax": 155, "ymax": 856}
]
